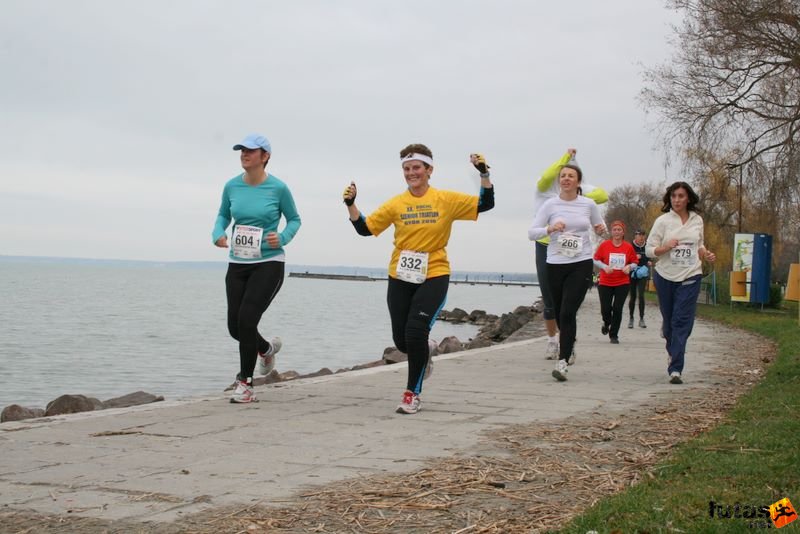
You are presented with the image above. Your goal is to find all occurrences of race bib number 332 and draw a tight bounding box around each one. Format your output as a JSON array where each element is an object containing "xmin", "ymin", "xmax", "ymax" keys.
[{"xmin": 396, "ymin": 250, "xmax": 429, "ymax": 284}]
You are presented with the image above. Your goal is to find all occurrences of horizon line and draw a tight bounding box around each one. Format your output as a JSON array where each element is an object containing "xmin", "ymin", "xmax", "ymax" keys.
[{"xmin": 0, "ymin": 255, "xmax": 537, "ymax": 276}]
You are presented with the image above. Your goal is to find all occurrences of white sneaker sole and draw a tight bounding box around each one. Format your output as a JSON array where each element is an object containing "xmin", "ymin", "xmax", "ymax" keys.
[
  {"xmin": 396, "ymin": 404, "xmax": 420, "ymax": 414},
  {"xmin": 230, "ymin": 395, "xmax": 257, "ymax": 403},
  {"xmin": 256, "ymin": 355, "xmax": 275, "ymax": 376},
  {"xmin": 552, "ymin": 369, "xmax": 568, "ymax": 382}
]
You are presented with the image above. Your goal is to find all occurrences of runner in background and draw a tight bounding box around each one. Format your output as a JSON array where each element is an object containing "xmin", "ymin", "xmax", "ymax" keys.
[
  {"xmin": 343, "ymin": 145, "xmax": 494, "ymax": 414},
  {"xmin": 528, "ymin": 158, "xmax": 606, "ymax": 381},
  {"xmin": 628, "ymin": 229, "xmax": 652, "ymax": 329},
  {"xmin": 646, "ymin": 181, "xmax": 716, "ymax": 384},
  {"xmin": 594, "ymin": 220, "xmax": 638, "ymax": 344},
  {"xmin": 532, "ymin": 149, "xmax": 608, "ymax": 360},
  {"xmin": 212, "ymin": 134, "xmax": 302, "ymax": 404}
]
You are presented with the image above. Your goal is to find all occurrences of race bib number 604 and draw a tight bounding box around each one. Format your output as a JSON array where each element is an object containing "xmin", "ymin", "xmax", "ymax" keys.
[
  {"xmin": 396, "ymin": 250, "xmax": 429, "ymax": 284},
  {"xmin": 232, "ymin": 225, "xmax": 263, "ymax": 259}
]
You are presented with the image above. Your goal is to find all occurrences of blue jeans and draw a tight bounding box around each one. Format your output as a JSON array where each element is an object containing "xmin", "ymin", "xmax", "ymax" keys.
[{"xmin": 654, "ymin": 272, "xmax": 702, "ymax": 375}]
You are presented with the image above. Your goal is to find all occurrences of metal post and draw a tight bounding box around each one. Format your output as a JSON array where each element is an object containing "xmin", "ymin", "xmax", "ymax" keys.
[{"xmin": 738, "ymin": 165, "xmax": 743, "ymax": 233}]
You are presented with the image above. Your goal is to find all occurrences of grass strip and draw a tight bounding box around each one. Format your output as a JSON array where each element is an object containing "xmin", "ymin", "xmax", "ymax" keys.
[{"xmin": 560, "ymin": 302, "xmax": 800, "ymax": 533}]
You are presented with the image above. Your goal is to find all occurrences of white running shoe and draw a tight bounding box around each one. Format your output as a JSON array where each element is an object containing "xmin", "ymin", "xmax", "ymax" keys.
[
  {"xmin": 396, "ymin": 390, "xmax": 421, "ymax": 414},
  {"xmin": 545, "ymin": 341, "xmax": 559, "ymax": 360},
  {"xmin": 256, "ymin": 336, "xmax": 282, "ymax": 376},
  {"xmin": 669, "ymin": 371, "xmax": 682, "ymax": 384},
  {"xmin": 230, "ymin": 380, "xmax": 256, "ymax": 403},
  {"xmin": 552, "ymin": 359, "xmax": 568, "ymax": 382},
  {"xmin": 424, "ymin": 339, "xmax": 438, "ymax": 380},
  {"xmin": 568, "ymin": 348, "xmax": 577, "ymax": 366}
]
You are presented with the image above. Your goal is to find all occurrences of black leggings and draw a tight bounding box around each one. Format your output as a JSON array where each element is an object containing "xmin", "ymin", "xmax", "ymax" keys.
[
  {"xmin": 598, "ymin": 284, "xmax": 629, "ymax": 338},
  {"xmin": 628, "ymin": 277, "xmax": 647, "ymax": 319},
  {"xmin": 226, "ymin": 262, "xmax": 285, "ymax": 381},
  {"xmin": 535, "ymin": 241, "xmax": 555, "ymax": 320},
  {"xmin": 547, "ymin": 260, "xmax": 593, "ymax": 360},
  {"xmin": 387, "ymin": 275, "xmax": 449, "ymax": 395}
]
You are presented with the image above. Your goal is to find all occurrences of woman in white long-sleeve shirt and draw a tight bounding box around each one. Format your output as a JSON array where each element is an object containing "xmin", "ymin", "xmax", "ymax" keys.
[
  {"xmin": 645, "ymin": 181, "xmax": 716, "ymax": 385},
  {"xmin": 528, "ymin": 160, "xmax": 605, "ymax": 382}
]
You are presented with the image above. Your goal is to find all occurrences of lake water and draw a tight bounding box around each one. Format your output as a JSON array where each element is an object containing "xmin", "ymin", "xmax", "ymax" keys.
[{"xmin": 0, "ymin": 259, "xmax": 540, "ymax": 409}]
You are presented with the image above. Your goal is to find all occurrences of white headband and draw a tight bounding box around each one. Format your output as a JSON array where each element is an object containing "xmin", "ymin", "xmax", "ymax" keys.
[{"xmin": 400, "ymin": 153, "xmax": 434, "ymax": 167}]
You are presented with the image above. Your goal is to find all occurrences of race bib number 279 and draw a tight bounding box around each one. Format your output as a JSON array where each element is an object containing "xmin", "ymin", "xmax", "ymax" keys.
[{"xmin": 670, "ymin": 243, "xmax": 696, "ymax": 267}]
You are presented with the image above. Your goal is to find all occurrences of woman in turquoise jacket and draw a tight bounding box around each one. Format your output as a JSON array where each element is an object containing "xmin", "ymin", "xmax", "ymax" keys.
[{"xmin": 212, "ymin": 133, "xmax": 301, "ymax": 404}]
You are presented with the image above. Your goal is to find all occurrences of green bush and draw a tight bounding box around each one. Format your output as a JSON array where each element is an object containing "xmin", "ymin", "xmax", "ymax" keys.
[
  {"xmin": 769, "ymin": 283, "xmax": 783, "ymax": 308},
  {"xmin": 715, "ymin": 271, "xmax": 731, "ymax": 304}
]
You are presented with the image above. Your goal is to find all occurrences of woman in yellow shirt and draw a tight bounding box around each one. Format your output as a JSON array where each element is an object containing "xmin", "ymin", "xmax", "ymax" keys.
[{"xmin": 343, "ymin": 143, "xmax": 495, "ymax": 414}]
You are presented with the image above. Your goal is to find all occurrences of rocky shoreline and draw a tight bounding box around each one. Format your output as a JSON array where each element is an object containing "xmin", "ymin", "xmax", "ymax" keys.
[{"xmin": 1, "ymin": 301, "xmax": 545, "ymax": 424}]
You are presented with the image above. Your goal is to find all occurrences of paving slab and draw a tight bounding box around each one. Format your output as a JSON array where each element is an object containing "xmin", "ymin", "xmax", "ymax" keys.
[{"xmin": 0, "ymin": 296, "xmax": 735, "ymax": 523}]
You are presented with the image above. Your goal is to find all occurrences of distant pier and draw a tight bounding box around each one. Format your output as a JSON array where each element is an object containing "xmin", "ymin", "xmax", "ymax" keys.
[
  {"xmin": 289, "ymin": 272, "xmax": 377, "ymax": 282},
  {"xmin": 289, "ymin": 272, "xmax": 537, "ymax": 287},
  {"xmin": 450, "ymin": 279, "xmax": 537, "ymax": 287}
]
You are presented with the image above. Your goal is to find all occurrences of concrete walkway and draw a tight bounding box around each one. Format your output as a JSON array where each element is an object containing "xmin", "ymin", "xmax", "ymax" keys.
[{"xmin": 0, "ymin": 295, "xmax": 731, "ymax": 523}]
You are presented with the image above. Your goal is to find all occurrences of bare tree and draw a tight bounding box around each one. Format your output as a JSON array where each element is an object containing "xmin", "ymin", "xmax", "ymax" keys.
[
  {"xmin": 642, "ymin": 0, "xmax": 800, "ymax": 168},
  {"xmin": 642, "ymin": 0, "xmax": 800, "ymax": 281},
  {"xmin": 604, "ymin": 183, "xmax": 664, "ymax": 237}
]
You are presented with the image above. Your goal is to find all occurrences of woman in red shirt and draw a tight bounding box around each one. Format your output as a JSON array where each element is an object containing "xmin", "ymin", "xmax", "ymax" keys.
[{"xmin": 593, "ymin": 220, "xmax": 639, "ymax": 344}]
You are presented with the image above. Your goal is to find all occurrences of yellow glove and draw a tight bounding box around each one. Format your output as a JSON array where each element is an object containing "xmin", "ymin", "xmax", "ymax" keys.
[
  {"xmin": 343, "ymin": 181, "xmax": 357, "ymax": 206},
  {"xmin": 470, "ymin": 153, "xmax": 490, "ymax": 176}
]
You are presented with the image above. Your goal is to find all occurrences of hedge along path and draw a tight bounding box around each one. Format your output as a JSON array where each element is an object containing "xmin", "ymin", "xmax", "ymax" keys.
[{"xmin": 3, "ymin": 329, "xmax": 771, "ymax": 534}]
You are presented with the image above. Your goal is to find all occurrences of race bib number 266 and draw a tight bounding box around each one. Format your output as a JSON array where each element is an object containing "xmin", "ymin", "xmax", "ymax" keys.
[{"xmin": 556, "ymin": 233, "xmax": 583, "ymax": 258}]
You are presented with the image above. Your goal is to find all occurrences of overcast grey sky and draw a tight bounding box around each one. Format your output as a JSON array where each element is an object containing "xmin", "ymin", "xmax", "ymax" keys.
[{"xmin": 0, "ymin": 1, "xmax": 680, "ymax": 273}]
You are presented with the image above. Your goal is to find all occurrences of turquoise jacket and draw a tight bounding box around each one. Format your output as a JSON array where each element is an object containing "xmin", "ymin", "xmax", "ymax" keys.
[{"xmin": 212, "ymin": 173, "xmax": 301, "ymax": 262}]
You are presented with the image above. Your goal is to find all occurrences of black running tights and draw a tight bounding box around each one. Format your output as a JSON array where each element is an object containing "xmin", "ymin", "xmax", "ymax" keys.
[
  {"xmin": 226, "ymin": 262, "xmax": 284, "ymax": 381},
  {"xmin": 387, "ymin": 275, "xmax": 448, "ymax": 395},
  {"xmin": 547, "ymin": 259, "xmax": 593, "ymax": 361}
]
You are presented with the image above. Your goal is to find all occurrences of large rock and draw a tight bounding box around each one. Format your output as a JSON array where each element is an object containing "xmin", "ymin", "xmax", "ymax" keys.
[
  {"xmin": 252, "ymin": 369, "xmax": 283, "ymax": 386},
  {"xmin": 44, "ymin": 394, "xmax": 103, "ymax": 417},
  {"xmin": 102, "ymin": 391, "xmax": 164, "ymax": 409},
  {"xmin": 348, "ymin": 359, "xmax": 386, "ymax": 371},
  {"xmin": 448, "ymin": 307, "xmax": 469, "ymax": 323},
  {"xmin": 299, "ymin": 368, "xmax": 334, "ymax": 379},
  {"xmin": 383, "ymin": 347, "xmax": 407, "ymax": 364},
  {"xmin": 466, "ymin": 338, "xmax": 493, "ymax": 350},
  {"xmin": 279, "ymin": 370, "xmax": 301, "ymax": 381},
  {"xmin": 468, "ymin": 309, "xmax": 488, "ymax": 324},
  {"xmin": 479, "ymin": 310, "xmax": 535, "ymax": 342},
  {"xmin": 439, "ymin": 336, "xmax": 464, "ymax": 354},
  {"xmin": 500, "ymin": 312, "xmax": 527, "ymax": 336},
  {"xmin": 1, "ymin": 404, "xmax": 45, "ymax": 423}
]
